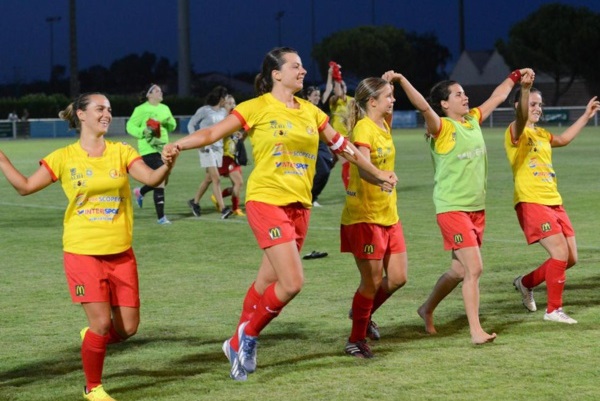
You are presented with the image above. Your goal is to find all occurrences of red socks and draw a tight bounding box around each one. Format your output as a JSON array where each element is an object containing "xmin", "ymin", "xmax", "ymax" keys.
[
  {"xmin": 349, "ymin": 291, "xmax": 374, "ymax": 343},
  {"xmin": 107, "ymin": 323, "xmax": 124, "ymax": 345},
  {"xmin": 230, "ymin": 283, "xmax": 262, "ymax": 350},
  {"xmin": 81, "ymin": 329, "xmax": 108, "ymax": 391},
  {"xmin": 371, "ymin": 286, "xmax": 391, "ymax": 316},
  {"xmin": 521, "ymin": 258, "xmax": 568, "ymax": 313},
  {"xmin": 545, "ymin": 258, "xmax": 568, "ymax": 312},
  {"xmin": 245, "ymin": 283, "xmax": 287, "ymax": 337}
]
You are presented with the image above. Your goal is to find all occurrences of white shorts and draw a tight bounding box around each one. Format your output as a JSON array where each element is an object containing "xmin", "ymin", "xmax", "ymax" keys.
[{"xmin": 198, "ymin": 147, "xmax": 223, "ymax": 168}]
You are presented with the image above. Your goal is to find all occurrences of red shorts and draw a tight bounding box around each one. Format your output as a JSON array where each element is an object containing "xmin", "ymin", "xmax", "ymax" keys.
[
  {"xmin": 63, "ymin": 248, "xmax": 140, "ymax": 307},
  {"xmin": 246, "ymin": 201, "xmax": 310, "ymax": 250},
  {"xmin": 340, "ymin": 221, "xmax": 406, "ymax": 259},
  {"xmin": 516, "ymin": 203, "xmax": 575, "ymax": 244},
  {"xmin": 436, "ymin": 210, "xmax": 485, "ymax": 250},
  {"xmin": 218, "ymin": 156, "xmax": 242, "ymax": 176}
]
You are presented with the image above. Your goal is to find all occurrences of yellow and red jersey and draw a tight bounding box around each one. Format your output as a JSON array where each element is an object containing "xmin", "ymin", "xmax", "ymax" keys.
[
  {"xmin": 505, "ymin": 124, "xmax": 561, "ymax": 206},
  {"xmin": 41, "ymin": 140, "xmax": 141, "ymax": 255},
  {"xmin": 232, "ymin": 93, "xmax": 328, "ymax": 208},
  {"xmin": 329, "ymin": 95, "xmax": 353, "ymax": 137},
  {"xmin": 341, "ymin": 117, "xmax": 398, "ymax": 226}
]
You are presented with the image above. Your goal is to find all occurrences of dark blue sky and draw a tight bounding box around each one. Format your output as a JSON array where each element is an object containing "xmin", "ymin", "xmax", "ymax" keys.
[{"xmin": 2, "ymin": 0, "xmax": 600, "ymax": 85}]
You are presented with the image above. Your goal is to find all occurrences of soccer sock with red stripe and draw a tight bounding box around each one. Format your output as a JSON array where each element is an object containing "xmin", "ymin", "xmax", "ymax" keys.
[
  {"xmin": 81, "ymin": 329, "xmax": 109, "ymax": 391},
  {"xmin": 545, "ymin": 258, "xmax": 568, "ymax": 313},
  {"xmin": 349, "ymin": 291, "xmax": 374, "ymax": 343}
]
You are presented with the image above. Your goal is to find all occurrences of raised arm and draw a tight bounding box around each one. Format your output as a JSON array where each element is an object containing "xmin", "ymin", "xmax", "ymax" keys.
[
  {"xmin": 511, "ymin": 72, "xmax": 535, "ymax": 142},
  {"xmin": 383, "ymin": 71, "xmax": 441, "ymax": 136},
  {"xmin": 321, "ymin": 66, "xmax": 334, "ymax": 104},
  {"xmin": 478, "ymin": 68, "xmax": 534, "ymax": 121},
  {"xmin": 0, "ymin": 151, "xmax": 53, "ymax": 195},
  {"xmin": 552, "ymin": 96, "xmax": 600, "ymax": 147}
]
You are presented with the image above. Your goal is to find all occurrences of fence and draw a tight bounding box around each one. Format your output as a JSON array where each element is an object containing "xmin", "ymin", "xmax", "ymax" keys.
[
  {"xmin": 0, "ymin": 107, "xmax": 597, "ymax": 139},
  {"xmin": 415, "ymin": 106, "xmax": 598, "ymax": 129},
  {"xmin": 0, "ymin": 116, "xmax": 193, "ymax": 139}
]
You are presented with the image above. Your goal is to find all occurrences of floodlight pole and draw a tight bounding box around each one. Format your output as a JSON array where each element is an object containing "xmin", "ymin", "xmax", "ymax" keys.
[{"xmin": 46, "ymin": 16, "xmax": 61, "ymax": 81}]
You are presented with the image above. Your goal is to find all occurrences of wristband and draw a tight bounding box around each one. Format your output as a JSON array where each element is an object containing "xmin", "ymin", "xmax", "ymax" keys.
[
  {"xmin": 508, "ymin": 69, "xmax": 522, "ymax": 84},
  {"xmin": 327, "ymin": 132, "xmax": 348, "ymax": 154}
]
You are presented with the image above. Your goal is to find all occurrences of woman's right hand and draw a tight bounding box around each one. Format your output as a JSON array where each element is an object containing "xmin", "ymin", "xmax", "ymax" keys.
[{"xmin": 378, "ymin": 170, "xmax": 398, "ymax": 192}]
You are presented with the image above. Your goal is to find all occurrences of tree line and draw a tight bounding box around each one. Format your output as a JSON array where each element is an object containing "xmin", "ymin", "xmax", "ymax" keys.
[{"xmin": 2, "ymin": 3, "xmax": 599, "ymax": 118}]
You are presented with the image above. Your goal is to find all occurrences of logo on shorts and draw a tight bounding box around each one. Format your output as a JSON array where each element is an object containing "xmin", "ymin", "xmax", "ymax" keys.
[
  {"xmin": 454, "ymin": 234, "xmax": 463, "ymax": 244},
  {"xmin": 268, "ymin": 227, "xmax": 282, "ymax": 240},
  {"xmin": 363, "ymin": 244, "xmax": 375, "ymax": 254},
  {"xmin": 75, "ymin": 285, "xmax": 85, "ymax": 297},
  {"xmin": 541, "ymin": 222, "xmax": 551, "ymax": 232}
]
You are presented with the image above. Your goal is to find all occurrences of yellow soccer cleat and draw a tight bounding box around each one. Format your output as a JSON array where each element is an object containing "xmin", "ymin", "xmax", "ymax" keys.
[
  {"xmin": 83, "ymin": 385, "xmax": 116, "ymax": 401},
  {"xmin": 233, "ymin": 209, "xmax": 246, "ymax": 216}
]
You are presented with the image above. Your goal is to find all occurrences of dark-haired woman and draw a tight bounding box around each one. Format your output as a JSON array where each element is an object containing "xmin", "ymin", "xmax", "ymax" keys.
[
  {"xmin": 0, "ymin": 93, "xmax": 177, "ymax": 400},
  {"xmin": 163, "ymin": 47, "xmax": 397, "ymax": 381},
  {"xmin": 126, "ymin": 83, "xmax": 177, "ymax": 224},
  {"xmin": 393, "ymin": 68, "xmax": 533, "ymax": 344},
  {"xmin": 186, "ymin": 85, "xmax": 233, "ymax": 218}
]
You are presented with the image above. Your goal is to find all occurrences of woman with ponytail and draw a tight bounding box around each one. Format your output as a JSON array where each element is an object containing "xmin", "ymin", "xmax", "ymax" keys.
[
  {"xmin": 342, "ymin": 73, "xmax": 409, "ymax": 358},
  {"xmin": 164, "ymin": 47, "xmax": 397, "ymax": 381},
  {"xmin": 0, "ymin": 93, "xmax": 178, "ymax": 400}
]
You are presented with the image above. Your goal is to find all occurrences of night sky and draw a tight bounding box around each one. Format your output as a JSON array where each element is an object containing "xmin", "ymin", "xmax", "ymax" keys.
[{"xmin": 2, "ymin": 0, "xmax": 600, "ymax": 85}]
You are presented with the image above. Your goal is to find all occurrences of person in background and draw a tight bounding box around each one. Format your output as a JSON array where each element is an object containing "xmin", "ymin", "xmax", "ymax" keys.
[
  {"xmin": 507, "ymin": 76, "xmax": 600, "ymax": 324},
  {"xmin": 303, "ymin": 80, "xmax": 334, "ymax": 207},
  {"xmin": 329, "ymin": 73, "xmax": 354, "ymax": 189},
  {"xmin": 342, "ymin": 73, "xmax": 408, "ymax": 358},
  {"xmin": 163, "ymin": 47, "xmax": 397, "ymax": 381},
  {"xmin": 396, "ymin": 67, "xmax": 534, "ymax": 344},
  {"xmin": 0, "ymin": 93, "xmax": 178, "ymax": 401},
  {"xmin": 126, "ymin": 83, "xmax": 177, "ymax": 224},
  {"xmin": 8, "ymin": 110, "xmax": 19, "ymax": 122},
  {"xmin": 186, "ymin": 86, "xmax": 233, "ymax": 219},
  {"xmin": 212, "ymin": 94, "xmax": 246, "ymax": 216}
]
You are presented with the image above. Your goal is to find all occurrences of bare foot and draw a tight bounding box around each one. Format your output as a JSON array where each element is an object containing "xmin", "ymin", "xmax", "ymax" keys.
[
  {"xmin": 471, "ymin": 331, "xmax": 497, "ymax": 345},
  {"xmin": 417, "ymin": 305, "xmax": 437, "ymax": 334}
]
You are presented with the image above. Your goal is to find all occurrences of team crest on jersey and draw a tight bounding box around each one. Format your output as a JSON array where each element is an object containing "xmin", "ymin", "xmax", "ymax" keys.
[
  {"xmin": 75, "ymin": 285, "xmax": 85, "ymax": 297},
  {"xmin": 363, "ymin": 244, "xmax": 375, "ymax": 254},
  {"xmin": 454, "ymin": 233, "xmax": 463, "ymax": 244},
  {"xmin": 109, "ymin": 169, "xmax": 125, "ymax": 179},
  {"xmin": 268, "ymin": 227, "xmax": 282, "ymax": 240},
  {"xmin": 541, "ymin": 222, "xmax": 551, "ymax": 232},
  {"xmin": 270, "ymin": 120, "xmax": 292, "ymax": 137},
  {"xmin": 306, "ymin": 126, "xmax": 317, "ymax": 135}
]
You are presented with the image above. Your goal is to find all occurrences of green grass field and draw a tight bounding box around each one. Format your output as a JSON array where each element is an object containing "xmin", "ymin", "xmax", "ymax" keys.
[{"xmin": 1, "ymin": 129, "xmax": 599, "ymax": 401}]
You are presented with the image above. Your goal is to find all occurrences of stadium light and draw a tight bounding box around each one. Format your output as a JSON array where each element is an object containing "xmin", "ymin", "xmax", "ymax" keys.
[{"xmin": 45, "ymin": 16, "xmax": 62, "ymax": 81}]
